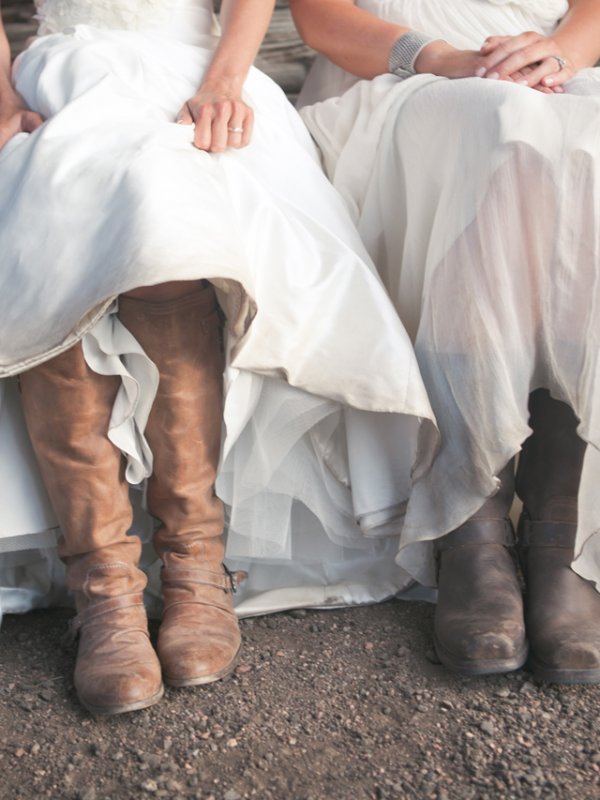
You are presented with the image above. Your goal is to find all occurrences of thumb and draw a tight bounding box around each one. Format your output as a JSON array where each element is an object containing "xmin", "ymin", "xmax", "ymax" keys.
[
  {"xmin": 20, "ymin": 111, "xmax": 44, "ymax": 133},
  {"xmin": 175, "ymin": 102, "xmax": 194, "ymax": 125}
]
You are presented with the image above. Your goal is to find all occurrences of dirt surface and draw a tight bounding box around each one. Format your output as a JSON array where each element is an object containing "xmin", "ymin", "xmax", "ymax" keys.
[{"xmin": 2, "ymin": 602, "xmax": 600, "ymax": 800}]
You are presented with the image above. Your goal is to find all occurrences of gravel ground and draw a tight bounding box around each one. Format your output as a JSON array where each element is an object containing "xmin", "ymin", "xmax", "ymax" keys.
[{"xmin": 2, "ymin": 601, "xmax": 600, "ymax": 800}]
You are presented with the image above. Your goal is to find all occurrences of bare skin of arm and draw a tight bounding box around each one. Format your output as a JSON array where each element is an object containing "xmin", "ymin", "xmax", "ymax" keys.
[
  {"xmin": 177, "ymin": 0, "xmax": 276, "ymax": 151},
  {"xmin": 289, "ymin": 0, "xmax": 489, "ymax": 81},
  {"xmin": 0, "ymin": 2, "xmax": 43, "ymax": 150},
  {"xmin": 290, "ymin": 0, "xmax": 600, "ymax": 91}
]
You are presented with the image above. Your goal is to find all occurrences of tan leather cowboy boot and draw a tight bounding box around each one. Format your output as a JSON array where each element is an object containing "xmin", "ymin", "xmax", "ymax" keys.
[
  {"xmin": 516, "ymin": 389, "xmax": 600, "ymax": 684},
  {"xmin": 19, "ymin": 343, "xmax": 163, "ymax": 715},
  {"xmin": 434, "ymin": 462, "xmax": 528, "ymax": 676},
  {"xmin": 119, "ymin": 285, "xmax": 244, "ymax": 687}
]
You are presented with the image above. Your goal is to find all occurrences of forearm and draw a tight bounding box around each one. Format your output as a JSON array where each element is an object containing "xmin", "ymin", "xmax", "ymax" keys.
[
  {"xmin": 290, "ymin": 0, "xmax": 409, "ymax": 79},
  {"xmin": 200, "ymin": 0, "xmax": 276, "ymax": 95},
  {"xmin": 553, "ymin": 0, "xmax": 600, "ymax": 70},
  {"xmin": 0, "ymin": 6, "xmax": 18, "ymax": 105}
]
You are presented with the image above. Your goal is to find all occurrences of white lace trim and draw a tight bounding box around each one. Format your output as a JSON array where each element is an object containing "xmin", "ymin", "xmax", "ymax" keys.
[{"xmin": 34, "ymin": 0, "xmax": 176, "ymax": 34}]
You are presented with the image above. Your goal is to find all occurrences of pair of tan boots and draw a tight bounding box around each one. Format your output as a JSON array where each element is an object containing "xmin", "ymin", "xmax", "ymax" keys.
[{"xmin": 20, "ymin": 286, "xmax": 243, "ymax": 715}]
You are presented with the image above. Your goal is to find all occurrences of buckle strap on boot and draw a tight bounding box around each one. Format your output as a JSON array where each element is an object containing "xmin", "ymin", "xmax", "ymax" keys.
[
  {"xmin": 62, "ymin": 593, "xmax": 147, "ymax": 645},
  {"xmin": 161, "ymin": 565, "xmax": 248, "ymax": 594},
  {"xmin": 518, "ymin": 516, "xmax": 576, "ymax": 549},
  {"xmin": 436, "ymin": 518, "xmax": 515, "ymax": 552}
]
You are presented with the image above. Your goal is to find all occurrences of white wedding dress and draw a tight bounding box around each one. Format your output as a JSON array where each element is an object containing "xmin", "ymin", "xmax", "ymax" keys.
[
  {"xmin": 0, "ymin": 0, "xmax": 439, "ymax": 622},
  {"xmin": 299, "ymin": 0, "xmax": 600, "ymax": 588}
]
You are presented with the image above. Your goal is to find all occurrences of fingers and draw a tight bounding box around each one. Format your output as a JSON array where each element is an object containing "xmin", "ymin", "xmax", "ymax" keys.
[
  {"xmin": 20, "ymin": 111, "xmax": 44, "ymax": 134},
  {"xmin": 0, "ymin": 110, "xmax": 44, "ymax": 152},
  {"xmin": 179, "ymin": 98, "xmax": 253, "ymax": 152},
  {"xmin": 475, "ymin": 32, "xmax": 572, "ymax": 90}
]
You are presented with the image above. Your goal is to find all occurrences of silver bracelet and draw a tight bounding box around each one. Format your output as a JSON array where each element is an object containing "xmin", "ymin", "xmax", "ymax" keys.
[{"xmin": 388, "ymin": 31, "xmax": 437, "ymax": 76}]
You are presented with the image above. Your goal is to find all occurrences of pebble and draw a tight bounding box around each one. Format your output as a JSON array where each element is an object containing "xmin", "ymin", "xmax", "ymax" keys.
[
  {"xmin": 480, "ymin": 721, "xmax": 495, "ymax": 736},
  {"xmin": 141, "ymin": 779, "xmax": 158, "ymax": 793},
  {"xmin": 520, "ymin": 681, "xmax": 537, "ymax": 695},
  {"xmin": 289, "ymin": 609, "xmax": 308, "ymax": 619},
  {"xmin": 424, "ymin": 648, "xmax": 441, "ymax": 664},
  {"xmin": 223, "ymin": 790, "xmax": 242, "ymax": 800}
]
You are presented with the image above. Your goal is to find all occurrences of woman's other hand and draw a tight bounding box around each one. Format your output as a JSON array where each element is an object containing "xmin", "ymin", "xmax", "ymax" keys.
[
  {"xmin": 0, "ymin": 98, "xmax": 43, "ymax": 151},
  {"xmin": 477, "ymin": 32, "xmax": 573, "ymax": 90},
  {"xmin": 176, "ymin": 90, "xmax": 254, "ymax": 152}
]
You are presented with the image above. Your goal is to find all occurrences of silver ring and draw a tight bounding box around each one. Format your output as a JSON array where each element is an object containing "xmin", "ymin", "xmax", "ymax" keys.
[
  {"xmin": 551, "ymin": 55, "xmax": 567, "ymax": 71},
  {"xmin": 228, "ymin": 126, "xmax": 244, "ymax": 134}
]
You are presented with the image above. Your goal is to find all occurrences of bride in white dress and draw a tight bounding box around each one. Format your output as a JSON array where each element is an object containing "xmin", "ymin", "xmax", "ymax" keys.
[
  {"xmin": 292, "ymin": 0, "xmax": 600, "ymax": 683},
  {"xmin": 0, "ymin": 0, "xmax": 438, "ymax": 714}
]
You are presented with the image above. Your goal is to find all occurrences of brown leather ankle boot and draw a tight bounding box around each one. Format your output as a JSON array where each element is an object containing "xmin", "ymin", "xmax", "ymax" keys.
[
  {"xmin": 516, "ymin": 390, "xmax": 600, "ymax": 684},
  {"xmin": 119, "ymin": 286, "xmax": 245, "ymax": 687},
  {"xmin": 19, "ymin": 343, "xmax": 163, "ymax": 715},
  {"xmin": 434, "ymin": 463, "xmax": 527, "ymax": 676}
]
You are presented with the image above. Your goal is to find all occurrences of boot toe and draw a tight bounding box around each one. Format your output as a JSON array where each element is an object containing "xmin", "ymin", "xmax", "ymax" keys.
[
  {"xmin": 531, "ymin": 632, "xmax": 600, "ymax": 680},
  {"xmin": 435, "ymin": 622, "xmax": 527, "ymax": 675},
  {"xmin": 159, "ymin": 631, "xmax": 241, "ymax": 686},
  {"xmin": 75, "ymin": 663, "xmax": 164, "ymax": 715}
]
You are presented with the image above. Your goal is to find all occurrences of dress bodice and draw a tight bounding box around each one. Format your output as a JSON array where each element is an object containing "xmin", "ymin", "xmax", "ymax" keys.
[
  {"xmin": 34, "ymin": 0, "xmax": 219, "ymax": 41},
  {"xmin": 356, "ymin": 0, "xmax": 568, "ymax": 50}
]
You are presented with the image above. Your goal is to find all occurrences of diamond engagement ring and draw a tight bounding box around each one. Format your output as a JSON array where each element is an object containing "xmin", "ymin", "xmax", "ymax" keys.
[
  {"xmin": 551, "ymin": 55, "xmax": 567, "ymax": 70},
  {"xmin": 228, "ymin": 126, "xmax": 244, "ymax": 134}
]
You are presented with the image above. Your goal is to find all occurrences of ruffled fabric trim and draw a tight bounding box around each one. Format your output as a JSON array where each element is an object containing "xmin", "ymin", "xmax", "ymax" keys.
[{"xmin": 82, "ymin": 302, "xmax": 157, "ymax": 485}]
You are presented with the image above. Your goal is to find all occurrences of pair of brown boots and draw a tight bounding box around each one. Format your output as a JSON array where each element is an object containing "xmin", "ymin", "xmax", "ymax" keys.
[
  {"xmin": 434, "ymin": 390, "xmax": 600, "ymax": 684},
  {"xmin": 19, "ymin": 286, "xmax": 243, "ymax": 715}
]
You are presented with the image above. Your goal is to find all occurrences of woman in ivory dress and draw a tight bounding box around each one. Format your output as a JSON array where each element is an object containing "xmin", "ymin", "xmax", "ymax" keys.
[
  {"xmin": 291, "ymin": 0, "xmax": 600, "ymax": 683},
  {"xmin": 0, "ymin": 0, "xmax": 437, "ymax": 714}
]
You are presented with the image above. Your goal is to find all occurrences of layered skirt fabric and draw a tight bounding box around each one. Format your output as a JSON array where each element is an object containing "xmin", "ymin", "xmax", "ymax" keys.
[
  {"xmin": 0, "ymin": 0, "xmax": 438, "ymax": 620},
  {"xmin": 299, "ymin": 0, "xmax": 600, "ymax": 588}
]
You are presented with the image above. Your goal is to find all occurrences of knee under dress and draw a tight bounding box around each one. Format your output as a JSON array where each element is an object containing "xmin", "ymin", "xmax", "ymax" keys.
[
  {"xmin": 0, "ymin": 0, "xmax": 439, "ymax": 621},
  {"xmin": 299, "ymin": 0, "xmax": 600, "ymax": 589}
]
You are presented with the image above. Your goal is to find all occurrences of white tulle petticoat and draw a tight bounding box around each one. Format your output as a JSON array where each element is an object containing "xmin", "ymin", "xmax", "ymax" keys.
[
  {"xmin": 0, "ymin": 0, "xmax": 438, "ymax": 622},
  {"xmin": 300, "ymin": 0, "xmax": 600, "ymax": 589}
]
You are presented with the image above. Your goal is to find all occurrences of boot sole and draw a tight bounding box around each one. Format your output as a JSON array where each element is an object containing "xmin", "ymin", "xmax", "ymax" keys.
[
  {"xmin": 434, "ymin": 634, "xmax": 529, "ymax": 677},
  {"xmin": 163, "ymin": 646, "xmax": 241, "ymax": 688},
  {"xmin": 528, "ymin": 655, "xmax": 600, "ymax": 685},
  {"xmin": 81, "ymin": 685, "xmax": 165, "ymax": 717}
]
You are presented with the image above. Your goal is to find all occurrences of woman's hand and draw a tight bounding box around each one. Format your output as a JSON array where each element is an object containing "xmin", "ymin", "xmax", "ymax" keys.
[
  {"xmin": 478, "ymin": 32, "xmax": 574, "ymax": 91},
  {"xmin": 176, "ymin": 90, "xmax": 254, "ymax": 152},
  {"xmin": 0, "ymin": 97, "xmax": 43, "ymax": 151}
]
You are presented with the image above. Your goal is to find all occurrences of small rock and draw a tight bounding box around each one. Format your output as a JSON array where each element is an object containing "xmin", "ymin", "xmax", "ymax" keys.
[
  {"xmin": 77, "ymin": 788, "xmax": 96, "ymax": 800},
  {"xmin": 14, "ymin": 748, "xmax": 26, "ymax": 758},
  {"xmin": 495, "ymin": 687, "xmax": 511, "ymax": 699},
  {"xmin": 424, "ymin": 648, "xmax": 441, "ymax": 664},
  {"xmin": 38, "ymin": 688, "xmax": 54, "ymax": 702},
  {"xmin": 480, "ymin": 720, "xmax": 495, "ymax": 736},
  {"xmin": 520, "ymin": 681, "xmax": 537, "ymax": 694},
  {"xmin": 30, "ymin": 743, "xmax": 41, "ymax": 756},
  {"xmin": 235, "ymin": 664, "xmax": 253, "ymax": 675},
  {"xmin": 141, "ymin": 779, "xmax": 158, "ymax": 794},
  {"xmin": 289, "ymin": 609, "xmax": 307, "ymax": 619},
  {"xmin": 226, "ymin": 739, "xmax": 238, "ymax": 748},
  {"xmin": 223, "ymin": 790, "xmax": 242, "ymax": 800}
]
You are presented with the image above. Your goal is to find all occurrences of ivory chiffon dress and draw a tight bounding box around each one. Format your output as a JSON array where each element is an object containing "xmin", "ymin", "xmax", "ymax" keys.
[
  {"xmin": 0, "ymin": 0, "xmax": 439, "ymax": 621},
  {"xmin": 299, "ymin": 0, "xmax": 600, "ymax": 589}
]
